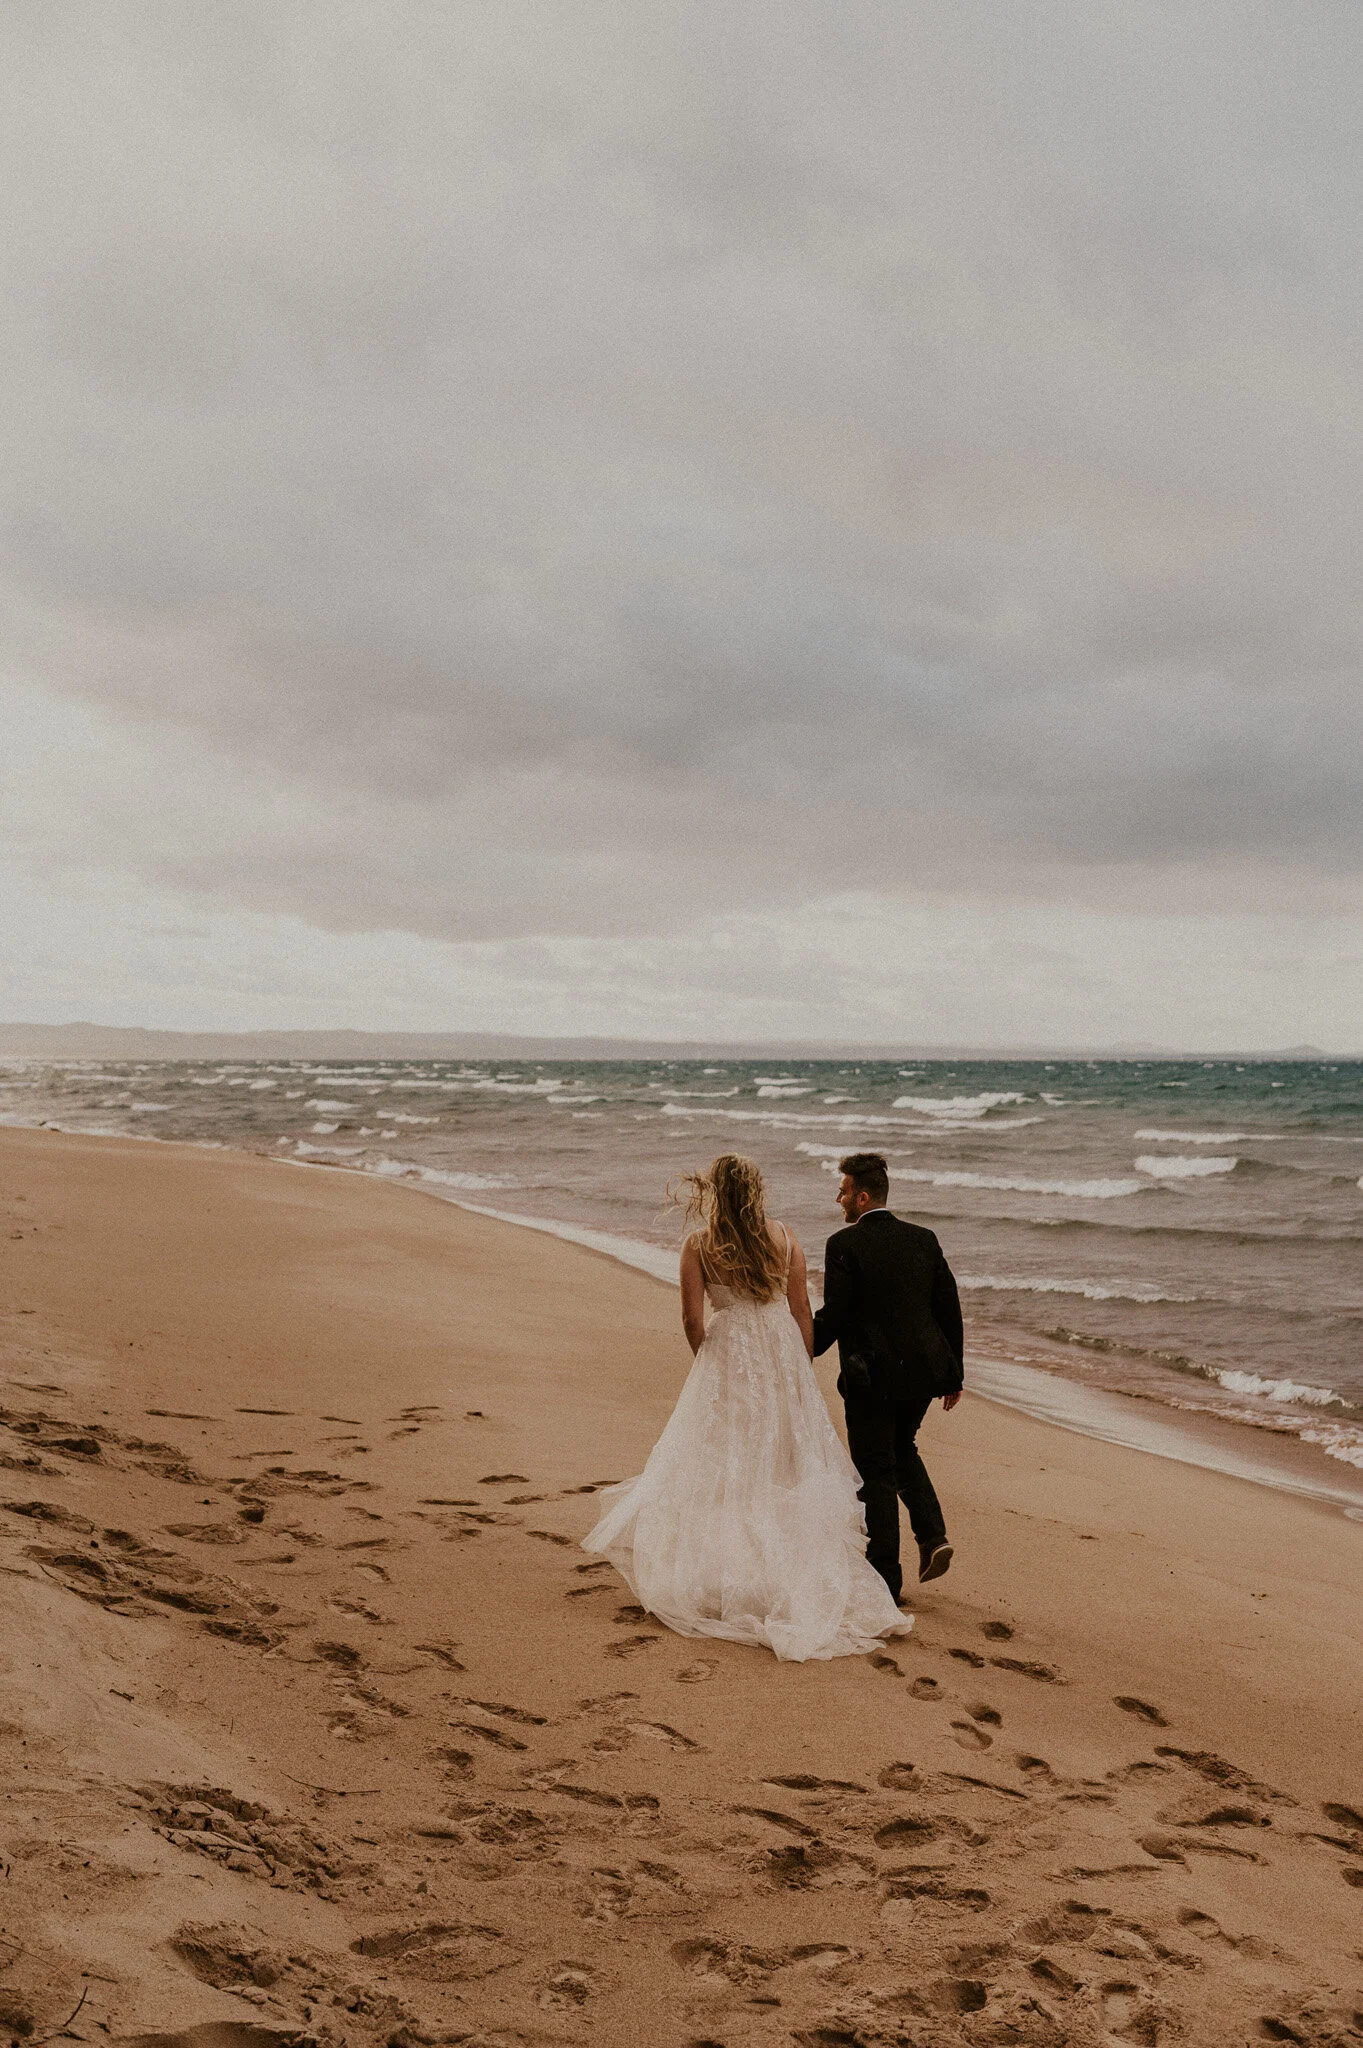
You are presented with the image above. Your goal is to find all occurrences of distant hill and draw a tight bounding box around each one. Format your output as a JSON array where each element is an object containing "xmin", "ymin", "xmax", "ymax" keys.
[{"xmin": 0, "ymin": 1023, "xmax": 1348, "ymax": 1062}]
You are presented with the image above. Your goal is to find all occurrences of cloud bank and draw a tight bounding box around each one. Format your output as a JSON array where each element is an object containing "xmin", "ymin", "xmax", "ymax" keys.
[{"xmin": 2, "ymin": 3, "xmax": 1361, "ymax": 1038}]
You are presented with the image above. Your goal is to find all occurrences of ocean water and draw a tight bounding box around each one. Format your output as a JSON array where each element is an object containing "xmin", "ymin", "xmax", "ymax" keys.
[{"xmin": 5, "ymin": 1054, "xmax": 1363, "ymax": 1490}]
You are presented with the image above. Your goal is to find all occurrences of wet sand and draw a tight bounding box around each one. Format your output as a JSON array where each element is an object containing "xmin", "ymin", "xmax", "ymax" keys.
[{"xmin": 0, "ymin": 1123, "xmax": 1360, "ymax": 2046}]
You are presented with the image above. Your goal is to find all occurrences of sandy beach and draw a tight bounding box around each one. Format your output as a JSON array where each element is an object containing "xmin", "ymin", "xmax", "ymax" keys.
[{"xmin": 0, "ymin": 1123, "xmax": 1360, "ymax": 2048}]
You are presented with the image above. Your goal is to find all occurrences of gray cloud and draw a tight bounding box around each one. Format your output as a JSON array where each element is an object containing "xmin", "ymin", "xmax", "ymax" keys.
[{"xmin": 3, "ymin": 1, "xmax": 1363, "ymax": 946}]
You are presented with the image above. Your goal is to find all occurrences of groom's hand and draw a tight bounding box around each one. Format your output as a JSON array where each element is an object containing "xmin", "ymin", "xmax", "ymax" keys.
[{"xmin": 941, "ymin": 1392, "xmax": 962, "ymax": 1412}]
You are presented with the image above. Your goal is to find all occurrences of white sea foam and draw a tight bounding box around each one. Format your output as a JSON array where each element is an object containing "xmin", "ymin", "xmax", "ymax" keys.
[
  {"xmin": 1134, "ymin": 1128, "xmax": 1284, "ymax": 1144},
  {"xmin": 310, "ymin": 1122, "xmax": 339, "ymax": 1134},
  {"xmin": 891, "ymin": 1092, "xmax": 1027, "ymax": 1117},
  {"xmin": 386, "ymin": 1111, "xmax": 440, "ymax": 1123},
  {"xmin": 306, "ymin": 1098, "xmax": 359, "ymax": 1113},
  {"xmin": 756, "ymin": 1084, "xmax": 814, "ymax": 1097},
  {"xmin": 128, "ymin": 1102, "xmax": 169, "ymax": 1112},
  {"xmin": 294, "ymin": 1140, "xmax": 364, "ymax": 1157},
  {"xmin": 1208, "ymin": 1368, "xmax": 1342, "ymax": 1408},
  {"xmin": 1135, "ymin": 1154, "xmax": 1237, "ymax": 1179},
  {"xmin": 880, "ymin": 1163, "xmax": 1142, "ymax": 1199},
  {"xmin": 1300, "ymin": 1426, "xmax": 1363, "ymax": 1469},
  {"xmin": 452, "ymin": 1202, "xmax": 681, "ymax": 1283},
  {"xmin": 372, "ymin": 1158, "xmax": 511, "ymax": 1191},
  {"xmin": 959, "ymin": 1273, "xmax": 1195, "ymax": 1304},
  {"xmin": 663, "ymin": 1103, "xmax": 926, "ymax": 1132}
]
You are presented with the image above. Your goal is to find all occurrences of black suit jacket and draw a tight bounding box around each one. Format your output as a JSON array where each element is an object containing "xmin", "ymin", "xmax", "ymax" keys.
[{"xmin": 811, "ymin": 1209, "xmax": 964, "ymax": 1400}]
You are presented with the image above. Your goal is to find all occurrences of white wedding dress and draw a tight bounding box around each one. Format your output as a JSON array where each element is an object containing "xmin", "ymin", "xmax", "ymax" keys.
[{"xmin": 582, "ymin": 1233, "xmax": 912, "ymax": 1662}]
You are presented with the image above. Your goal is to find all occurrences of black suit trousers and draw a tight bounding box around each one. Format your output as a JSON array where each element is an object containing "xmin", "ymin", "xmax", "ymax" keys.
[{"xmin": 841, "ymin": 1376, "xmax": 947, "ymax": 1601}]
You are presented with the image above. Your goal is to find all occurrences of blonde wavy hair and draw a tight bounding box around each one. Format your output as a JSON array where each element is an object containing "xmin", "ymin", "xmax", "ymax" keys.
[{"xmin": 672, "ymin": 1153, "xmax": 786, "ymax": 1302}]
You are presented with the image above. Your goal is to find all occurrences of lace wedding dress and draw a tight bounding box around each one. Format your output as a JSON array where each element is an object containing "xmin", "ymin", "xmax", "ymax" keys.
[{"xmin": 583, "ymin": 1237, "xmax": 912, "ymax": 1662}]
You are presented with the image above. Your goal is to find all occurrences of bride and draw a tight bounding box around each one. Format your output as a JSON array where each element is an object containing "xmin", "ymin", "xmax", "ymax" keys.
[{"xmin": 583, "ymin": 1153, "xmax": 912, "ymax": 1662}]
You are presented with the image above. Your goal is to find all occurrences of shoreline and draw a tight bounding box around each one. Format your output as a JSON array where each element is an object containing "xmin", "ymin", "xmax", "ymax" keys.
[
  {"xmin": 12, "ymin": 1112, "xmax": 1363, "ymax": 1518},
  {"xmin": 441, "ymin": 1193, "xmax": 1363, "ymax": 1519},
  {"xmin": 1, "ymin": 1120, "xmax": 1361, "ymax": 2041}
]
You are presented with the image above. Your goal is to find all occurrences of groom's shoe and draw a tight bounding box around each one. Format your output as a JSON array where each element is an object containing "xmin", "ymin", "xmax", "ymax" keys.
[{"xmin": 918, "ymin": 1540, "xmax": 953, "ymax": 1584}]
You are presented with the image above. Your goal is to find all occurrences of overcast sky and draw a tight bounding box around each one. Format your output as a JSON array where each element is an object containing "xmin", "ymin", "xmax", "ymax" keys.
[{"xmin": 3, "ymin": 2, "xmax": 1361, "ymax": 1048}]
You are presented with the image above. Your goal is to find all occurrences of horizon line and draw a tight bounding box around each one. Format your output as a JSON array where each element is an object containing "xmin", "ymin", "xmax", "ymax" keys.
[{"xmin": 0, "ymin": 1020, "xmax": 1353, "ymax": 1062}]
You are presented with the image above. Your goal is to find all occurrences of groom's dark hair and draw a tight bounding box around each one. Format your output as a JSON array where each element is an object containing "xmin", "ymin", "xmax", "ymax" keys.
[{"xmin": 839, "ymin": 1151, "xmax": 889, "ymax": 1204}]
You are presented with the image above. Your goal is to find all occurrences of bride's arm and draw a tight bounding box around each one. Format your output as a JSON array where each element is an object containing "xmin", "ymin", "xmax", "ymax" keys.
[
  {"xmin": 680, "ymin": 1236, "xmax": 707, "ymax": 1356},
  {"xmin": 783, "ymin": 1231, "xmax": 815, "ymax": 1359}
]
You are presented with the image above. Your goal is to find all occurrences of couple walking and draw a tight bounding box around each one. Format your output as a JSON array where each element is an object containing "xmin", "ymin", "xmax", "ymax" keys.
[{"xmin": 584, "ymin": 1150, "xmax": 964, "ymax": 1662}]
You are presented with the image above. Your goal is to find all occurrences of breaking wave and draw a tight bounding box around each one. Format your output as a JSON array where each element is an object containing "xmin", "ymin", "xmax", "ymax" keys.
[
  {"xmin": 882, "ymin": 1164, "xmax": 1143, "ymax": 1199},
  {"xmin": 891, "ymin": 1092, "xmax": 1027, "ymax": 1117},
  {"xmin": 959, "ymin": 1273, "xmax": 1196, "ymax": 1304},
  {"xmin": 1135, "ymin": 1154, "xmax": 1237, "ymax": 1179}
]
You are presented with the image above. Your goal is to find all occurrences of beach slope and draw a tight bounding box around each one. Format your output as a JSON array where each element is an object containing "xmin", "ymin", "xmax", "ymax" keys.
[{"xmin": 0, "ymin": 1126, "xmax": 1359, "ymax": 2046}]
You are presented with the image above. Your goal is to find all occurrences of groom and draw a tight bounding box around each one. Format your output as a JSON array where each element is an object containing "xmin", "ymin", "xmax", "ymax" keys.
[{"xmin": 811, "ymin": 1151, "xmax": 963, "ymax": 1600}]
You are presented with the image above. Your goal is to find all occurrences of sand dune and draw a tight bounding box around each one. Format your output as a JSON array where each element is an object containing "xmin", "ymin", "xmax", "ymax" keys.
[{"xmin": 0, "ymin": 1125, "xmax": 1360, "ymax": 2047}]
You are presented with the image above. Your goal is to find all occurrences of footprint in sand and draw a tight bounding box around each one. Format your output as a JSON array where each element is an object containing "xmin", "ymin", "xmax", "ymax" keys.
[
  {"xmin": 310, "ymin": 1639, "xmax": 365, "ymax": 1670},
  {"xmin": 349, "ymin": 1920, "xmax": 516, "ymax": 1979},
  {"xmin": 480, "ymin": 1472, "xmax": 529, "ymax": 1485},
  {"xmin": 606, "ymin": 1633, "xmax": 661, "ymax": 1659},
  {"xmin": 1102, "ymin": 1984, "xmax": 1171, "ymax": 2043},
  {"xmin": 1115, "ymin": 1695, "xmax": 1169, "ymax": 1726},
  {"xmin": 1154, "ymin": 1745, "xmax": 1292, "ymax": 1804},
  {"xmin": 966, "ymin": 1702, "xmax": 1003, "ymax": 1726},
  {"xmin": 878, "ymin": 1763, "xmax": 922, "ymax": 1791},
  {"xmin": 766, "ymin": 1774, "xmax": 867, "ymax": 1794},
  {"xmin": 537, "ymin": 1963, "xmax": 594, "ymax": 2010},
  {"xmin": 981, "ymin": 1620, "xmax": 1014, "ymax": 1640},
  {"xmin": 329, "ymin": 1593, "xmax": 388, "ymax": 1626},
  {"xmin": 676, "ymin": 1659, "xmax": 718, "ymax": 1683},
  {"xmin": 990, "ymin": 1655, "xmax": 1066, "ymax": 1684},
  {"xmin": 874, "ymin": 1814, "xmax": 940, "ymax": 1850},
  {"xmin": 949, "ymin": 1647, "xmax": 987, "ymax": 1667},
  {"xmin": 870, "ymin": 1652, "xmax": 902, "ymax": 1676},
  {"xmin": 461, "ymin": 1698, "xmax": 547, "ymax": 1726},
  {"xmin": 909, "ymin": 1676, "xmax": 943, "ymax": 1701},
  {"xmin": 1109, "ymin": 1759, "xmax": 1171, "ymax": 1785},
  {"xmin": 455, "ymin": 1720, "xmax": 530, "ymax": 1752},
  {"xmin": 626, "ymin": 1720, "xmax": 699, "ymax": 1751},
  {"xmin": 951, "ymin": 1720, "xmax": 994, "ymax": 1751},
  {"xmin": 730, "ymin": 1803, "xmax": 820, "ymax": 1839},
  {"xmin": 414, "ymin": 1639, "xmax": 466, "ymax": 1670},
  {"xmin": 1171, "ymin": 1909, "xmax": 1275, "ymax": 1964}
]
